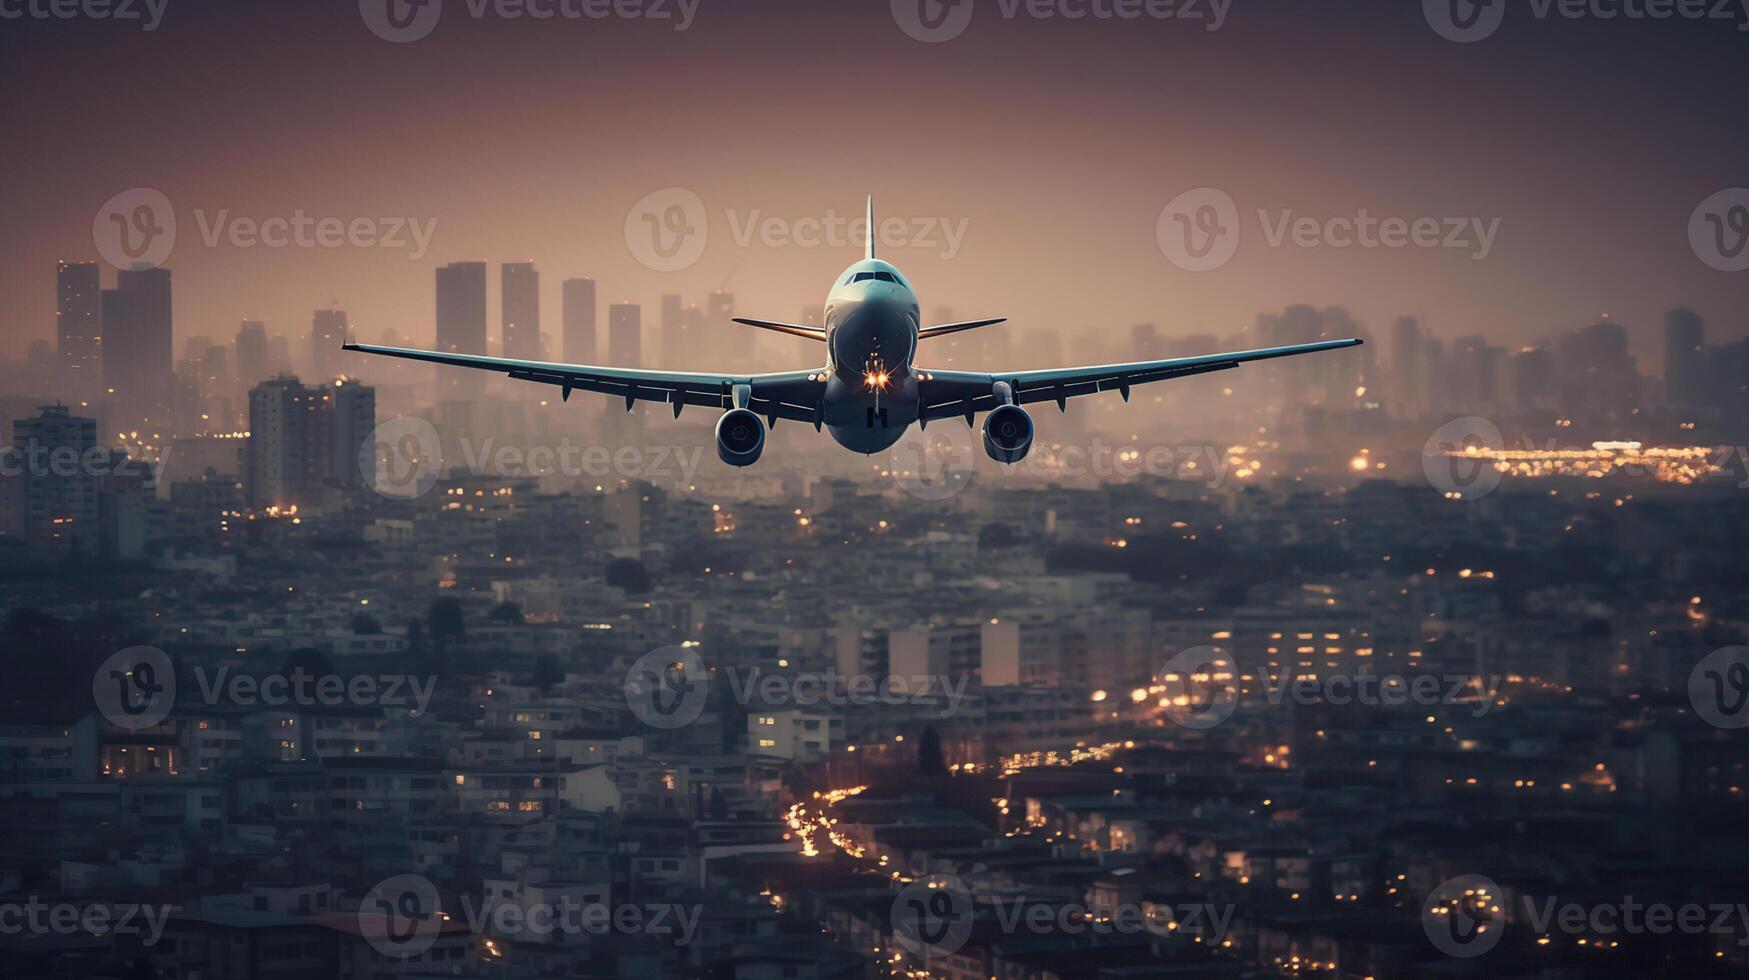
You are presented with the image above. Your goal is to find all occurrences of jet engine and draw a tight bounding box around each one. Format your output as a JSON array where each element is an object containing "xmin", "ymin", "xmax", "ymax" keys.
[
  {"xmin": 715, "ymin": 408, "xmax": 766, "ymax": 467},
  {"xmin": 982, "ymin": 404, "xmax": 1033, "ymax": 464}
]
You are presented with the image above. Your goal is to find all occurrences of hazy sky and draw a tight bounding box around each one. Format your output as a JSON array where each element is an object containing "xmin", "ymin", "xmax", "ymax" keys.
[{"xmin": 3, "ymin": 0, "xmax": 1747, "ymax": 371}]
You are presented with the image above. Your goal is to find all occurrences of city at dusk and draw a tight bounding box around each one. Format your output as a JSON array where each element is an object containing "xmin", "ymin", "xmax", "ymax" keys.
[{"xmin": 2, "ymin": 1, "xmax": 1748, "ymax": 977}]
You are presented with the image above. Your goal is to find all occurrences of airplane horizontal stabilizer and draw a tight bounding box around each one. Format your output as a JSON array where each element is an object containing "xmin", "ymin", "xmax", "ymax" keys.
[
  {"xmin": 731, "ymin": 317, "xmax": 827, "ymax": 341},
  {"xmin": 917, "ymin": 317, "xmax": 1007, "ymax": 340}
]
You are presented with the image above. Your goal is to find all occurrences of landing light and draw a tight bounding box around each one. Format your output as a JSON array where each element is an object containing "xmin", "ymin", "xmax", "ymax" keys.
[{"xmin": 864, "ymin": 371, "xmax": 889, "ymax": 389}]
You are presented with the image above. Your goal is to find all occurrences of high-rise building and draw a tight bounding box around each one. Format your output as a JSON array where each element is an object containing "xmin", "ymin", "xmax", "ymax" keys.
[
  {"xmin": 436, "ymin": 262, "xmax": 487, "ymax": 395},
  {"xmin": 235, "ymin": 321, "xmax": 269, "ymax": 391},
  {"xmin": 56, "ymin": 261, "xmax": 102, "ymax": 394},
  {"xmin": 1510, "ymin": 347, "xmax": 1554, "ymax": 412},
  {"xmin": 1557, "ymin": 320, "xmax": 1640, "ymax": 416},
  {"xmin": 246, "ymin": 376, "xmax": 331, "ymax": 511},
  {"xmin": 6, "ymin": 405, "xmax": 100, "ymax": 554},
  {"xmin": 562, "ymin": 278, "xmax": 597, "ymax": 364},
  {"xmin": 1129, "ymin": 323, "xmax": 1160, "ymax": 361},
  {"xmin": 1451, "ymin": 335, "xmax": 1505, "ymax": 411},
  {"xmin": 707, "ymin": 290, "xmax": 734, "ymax": 365},
  {"xmin": 1664, "ymin": 308, "xmax": 1706, "ymax": 408},
  {"xmin": 609, "ymin": 304, "xmax": 641, "ymax": 367},
  {"xmin": 501, "ymin": 262, "xmax": 540, "ymax": 360},
  {"xmin": 268, "ymin": 333, "xmax": 293, "ymax": 376},
  {"xmin": 328, "ymin": 379, "xmax": 376, "ymax": 492},
  {"xmin": 311, "ymin": 310, "xmax": 348, "ymax": 382},
  {"xmin": 101, "ymin": 266, "xmax": 174, "ymax": 425},
  {"xmin": 661, "ymin": 293, "xmax": 686, "ymax": 366}
]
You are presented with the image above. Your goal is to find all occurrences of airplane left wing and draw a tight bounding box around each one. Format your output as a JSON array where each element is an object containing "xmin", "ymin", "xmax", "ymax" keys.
[
  {"xmin": 342, "ymin": 343, "xmax": 825, "ymax": 423},
  {"xmin": 916, "ymin": 338, "xmax": 1363, "ymax": 422}
]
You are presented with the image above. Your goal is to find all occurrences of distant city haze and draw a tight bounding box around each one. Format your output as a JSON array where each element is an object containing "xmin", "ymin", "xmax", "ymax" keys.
[{"xmin": 3, "ymin": 1, "xmax": 1746, "ymax": 377}]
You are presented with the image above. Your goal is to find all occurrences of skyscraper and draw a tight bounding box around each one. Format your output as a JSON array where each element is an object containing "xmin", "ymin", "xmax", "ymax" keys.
[
  {"xmin": 8, "ymin": 405, "xmax": 100, "ymax": 554},
  {"xmin": 501, "ymin": 262, "xmax": 541, "ymax": 360},
  {"xmin": 246, "ymin": 376, "xmax": 330, "ymax": 511},
  {"xmin": 311, "ymin": 309, "xmax": 349, "ymax": 382},
  {"xmin": 1511, "ymin": 347, "xmax": 1554, "ymax": 412},
  {"xmin": 101, "ymin": 266, "xmax": 174, "ymax": 426},
  {"xmin": 609, "ymin": 303, "xmax": 641, "ymax": 368},
  {"xmin": 328, "ymin": 379, "xmax": 376, "ymax": 493},
  {"xmin": 235, "ymin": 320, "xmax": 269, "ymax": 391},
  {"xmin": 1664, "ymin": 308, "xmax": 1706, "ymax": 408},
  {"xmin": 56, "ymin": 261, "xmax": 102, "ymax": 394},
  {"xmin": 706, "ymin": 290, "xmax": 734, "ymax": 366},
  {"xmin": 562, "ymin": 277, "xmax": 596, "ymax": 364},
  {"xmin": 436, "ymin": 262, "xmax": 487, "ymax": 396},
  {"xmin": 661, "ymin": 293, "xmax": 685, "ymax": 366}
]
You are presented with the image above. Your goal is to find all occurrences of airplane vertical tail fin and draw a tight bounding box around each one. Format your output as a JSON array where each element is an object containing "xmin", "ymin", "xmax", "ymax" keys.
[{"xmin": 865, "ymin": 195, "xmax": 875, "ymax": 260}]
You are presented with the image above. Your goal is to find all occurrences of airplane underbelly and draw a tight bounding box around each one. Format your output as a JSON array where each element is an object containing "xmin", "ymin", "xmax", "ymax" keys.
[{"xmin": 823, "ymin": 376, "xmax": 917, "ymax": 454}]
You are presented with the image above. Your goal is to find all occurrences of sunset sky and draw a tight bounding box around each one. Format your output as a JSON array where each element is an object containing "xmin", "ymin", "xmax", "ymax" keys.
[{"xmin": 3, "ymin": 0, "xmax": 1746, "ymax": 371}]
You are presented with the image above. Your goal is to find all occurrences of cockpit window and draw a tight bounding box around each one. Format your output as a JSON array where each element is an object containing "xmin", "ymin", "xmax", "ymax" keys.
[
  {"xmin": 852, "ymin": 272, "xmax": 877, "ymax": 282},
  {"xmin": 873, "ymin": 272, "xmax": 896, "ymax": 282}
]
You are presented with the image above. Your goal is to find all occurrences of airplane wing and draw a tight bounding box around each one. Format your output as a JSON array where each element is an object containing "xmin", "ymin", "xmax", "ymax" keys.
[
  {"xmin": 342, "ymin": 343, "xmax": 826, "ymax": 424},
  {"xmin": 916, "ymin": 338, "xmax": 1363, "ymax": 423}
]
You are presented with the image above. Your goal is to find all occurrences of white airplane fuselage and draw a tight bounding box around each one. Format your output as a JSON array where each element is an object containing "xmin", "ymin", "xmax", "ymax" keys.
[{"xmin": 821, "ymin": 257, "xmax": 922, "ymax": 453}]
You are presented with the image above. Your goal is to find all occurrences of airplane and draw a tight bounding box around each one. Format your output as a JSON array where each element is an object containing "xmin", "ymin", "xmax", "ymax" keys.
[{"xmin": 344, "ymin": 198, "xmax": 1362, "ymax": 467}]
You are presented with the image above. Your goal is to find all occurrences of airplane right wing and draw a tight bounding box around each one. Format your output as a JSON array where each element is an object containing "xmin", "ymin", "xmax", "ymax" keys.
[{"xmin": 916, "ymin": 338, "xmax": 1364, "ymax": 422}]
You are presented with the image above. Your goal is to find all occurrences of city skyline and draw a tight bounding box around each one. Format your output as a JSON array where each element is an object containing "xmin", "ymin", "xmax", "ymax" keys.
[{"xmin": 4, "ymin": 1, "xmax": 1748, "ymax": 372}]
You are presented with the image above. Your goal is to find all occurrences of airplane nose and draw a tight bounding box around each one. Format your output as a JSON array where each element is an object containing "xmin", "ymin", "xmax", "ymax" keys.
[{"xmin": 831, "ymin": 298, "xmax": 915, "ymax": 374}]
